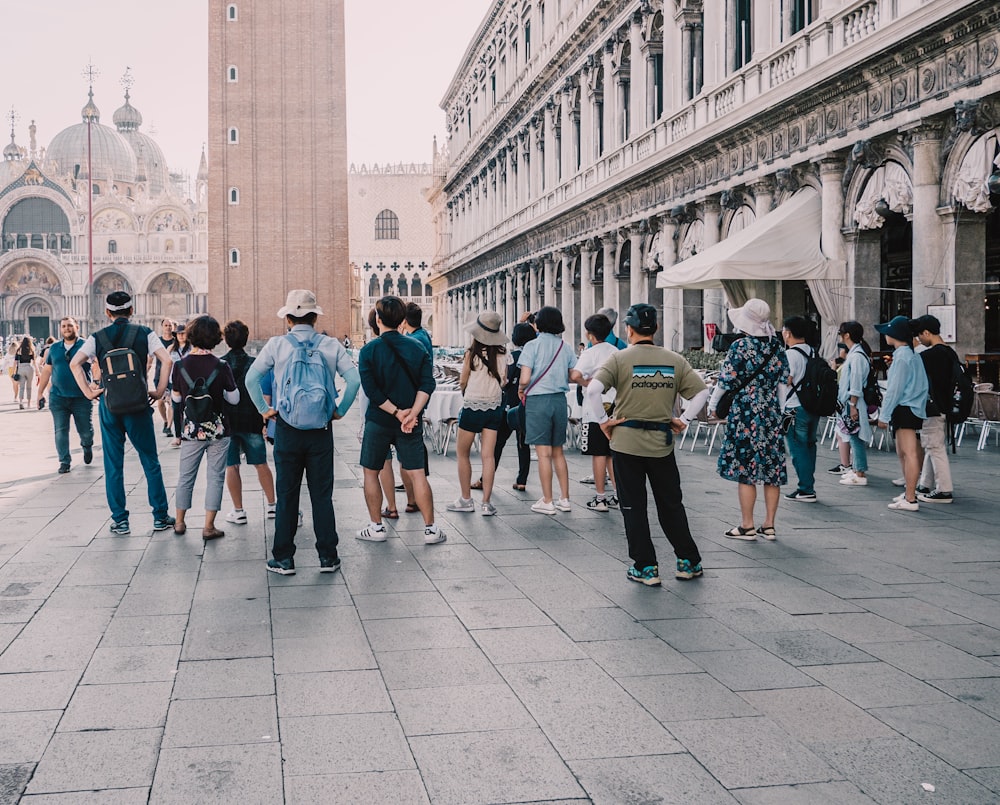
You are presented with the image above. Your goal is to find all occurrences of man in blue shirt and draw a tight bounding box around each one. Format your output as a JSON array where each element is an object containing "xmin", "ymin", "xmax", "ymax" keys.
[
  {"xmin": 246, "ymin": 290, "xmax": 360, "ymax": 576},
  {"xmin": 597, "ymin": 307, "xmax": 628, "ymax": 350},
  {"xmin": 37, "ymin": 317, "xmax": 94, "ymax": 474}
]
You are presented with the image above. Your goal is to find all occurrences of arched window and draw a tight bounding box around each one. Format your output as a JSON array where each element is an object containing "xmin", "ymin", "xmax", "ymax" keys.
[
  {"xmin": 368, "ymin": 275, "xmax": 379, "ymax": 296},
  {"xmin": 229, "ymin": 248, "xmax": 240, "ymax": 266},
  {"xmin": 228, "ymin": 66, "xmax": 238, "ymax": 82},
  {"xmin": 375, "ymin": 209, "xmax": 399, "ymax": 240},
  {"xmin": 92, "ymin": 184, "xmax": 101, "ymax": 196},
  {"xmin": 397, "ymin": 276, "xmax": 407, "ymax": 296},
  {"xmin": 424, "ymin": 284, "xmax": 432, "ymax": 297},
  {"xmin": 227, "ymin": 4, "xmax": 237, "ymax": 20},
  {"xmin": 228, "ymin": 128, "xmax": 239, "ymax": 144},
  {"xmin": 410, "ymin": 275, "xmax": 422, "ymax": 297},
  {"xmin": 108, "ymin": 240, "xmax": 117, "ymax": 254},
  {"xmin": 229, "ymin": 187, "xmax": 239, "ymax": 205},
  {"xmin": 383, "ymin": 276, "xmax": 393, "ymax": 294}
]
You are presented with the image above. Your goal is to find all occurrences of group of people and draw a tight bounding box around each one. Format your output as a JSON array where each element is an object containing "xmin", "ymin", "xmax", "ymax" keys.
[{"xmin": 3, "ymin": 334, "xmax": 55, "ymax": 409}]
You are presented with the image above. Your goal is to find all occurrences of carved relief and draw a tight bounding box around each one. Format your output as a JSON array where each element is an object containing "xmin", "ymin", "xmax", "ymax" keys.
[
  {"xmin": 788, "ymin": 125, "xmax": 801, "ymax": 150},
  {"xmin": 870, "ymin": 91, "xmax": 883, "ymax": 115},
  {"xmin": 982, "ymin": 39, "xmax": 999, "ymax": 69},
  {"xmin": 946, "ymin": 49, "xmax": 968, "ymax": 86},
  {"xmin": 921, "ymin": 68, "xmax": 937, "ymax": 95},
  {"xmin": 892, "ymin": 79, "xmax": 908, "ymax": 106}
]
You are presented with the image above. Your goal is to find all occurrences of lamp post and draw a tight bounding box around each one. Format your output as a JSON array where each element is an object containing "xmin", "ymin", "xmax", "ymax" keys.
[{"xmin": 81, "ymin": 61, "xmax": 100, "ymax": 334}]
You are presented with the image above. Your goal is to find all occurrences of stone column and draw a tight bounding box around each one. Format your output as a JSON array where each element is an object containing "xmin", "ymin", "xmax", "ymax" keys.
[
  {"xmin": 629, "ymin": 223, "xmax": 645, "ymax": 306},
  {"xmin": 602, "ymin": 40, "xmax": 616, "ymax": 154},
  {"xmin": 580, "ymin": 66, "xmax": 594, "ymax": 167},
  {"xmin": 903, "ymin": 120, "xmax": 946, "ymax": 318},
  {"xmin": 657, "ymin": 215, "xmax": 682, "ymax": 350},
  {"xmin": 504, "ymin": 269, "xmax": 516, "ymax": 333},
  {"xmin": 561, "ymin": 247, "xmax": 577, "ymax": 342},
  {"xmin": 544, "ymin": 102, "xmax": 557, "ymax": 190},
  {"xmin": 750, "ymin": 176, "xmax": 774, "ymax": 217},
  {"xmin": 543, "ymin": 255, "xmax": 557, "ymax": 307},
  {"xmin": 702, "ymin": 196, "xmax": 724, "ymax": 349},
  {"xmin": 560, "ymin": 81, "xmax": 574, "ymax": 180},
  {"xmin": 601, "ymin": 234, "xmax": 617, "ymax": 312},
  {"xmin": 629, "ymin": 11, "xmax": 644, "ymax": 139},
  {"xmin": 526, "ymin": 261, "xmax": 536, "ymax": 313},
  {"xmin": 579, "ymin": 240, "xmax": 596, "ymax": 343}
]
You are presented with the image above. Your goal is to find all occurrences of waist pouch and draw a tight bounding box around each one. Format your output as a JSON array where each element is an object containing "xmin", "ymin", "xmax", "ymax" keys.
[{"xmin": 617, "ymin": 420, "xmax": 673, "ymax": 445}]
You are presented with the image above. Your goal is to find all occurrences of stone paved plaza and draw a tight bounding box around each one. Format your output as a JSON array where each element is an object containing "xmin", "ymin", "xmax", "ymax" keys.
[{"xmin": 1, "ymin": 398, "xmax": 1000, "ymax": 803}]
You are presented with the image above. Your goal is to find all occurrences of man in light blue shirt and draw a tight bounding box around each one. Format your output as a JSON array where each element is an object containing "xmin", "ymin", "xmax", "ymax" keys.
[{"xmin": 246, "ymin": 290, "xmax": 360, "ymax": 575}]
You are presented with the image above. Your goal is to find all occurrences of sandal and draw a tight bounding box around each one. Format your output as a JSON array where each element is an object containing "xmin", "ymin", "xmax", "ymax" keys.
[
  {"xmin": 404, "ymin": 503, "xmax": 419, "ymax": 513},
  {"xmin": 724, "ymin": 526, "xmax": 757, "ymax": 540},
  {"xmin": 381, "ymin": 507, "xmax": 399, "ymax": 520},
  {"xmin": 173, "ymin": 523, "xmax": 187, "ymax": 535},
  {"xmin": 512, "ymin": 483, "xmax": 527, "ymax": 491},
  {"xmin": 202, "ymin": 527, "xmax": 225, "ymax": 541},
  {"xmin": 756, "ymin": 525, "xmax": 777, "ymax": 540},
  {"xmin": 470, "ymin": 479, "xmax": 484, "ymax": 490}
]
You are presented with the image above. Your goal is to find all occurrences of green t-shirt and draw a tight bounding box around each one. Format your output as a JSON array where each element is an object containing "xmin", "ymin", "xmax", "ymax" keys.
[{"xmin": 594, "ymin": 344, "xmax": 707, "ymax": 457}]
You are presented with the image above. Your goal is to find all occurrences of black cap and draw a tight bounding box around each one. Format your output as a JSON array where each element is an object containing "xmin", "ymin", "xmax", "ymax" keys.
[{"xmin": 624, "ymin": 303, "xmax": 657, "ymax": 330}]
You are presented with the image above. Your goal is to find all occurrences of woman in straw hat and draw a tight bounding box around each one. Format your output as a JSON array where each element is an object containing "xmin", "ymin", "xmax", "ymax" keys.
[{"xmin": 447, "ymin": 312, "xmax": 510, "ymax": 516}]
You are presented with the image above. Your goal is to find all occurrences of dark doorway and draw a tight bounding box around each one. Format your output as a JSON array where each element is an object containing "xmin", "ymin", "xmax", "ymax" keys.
[
  {"xmin": 986, "ymin": 206, "xmax": 1000, "ymax": 352},
  {"xmin": 879, "ymin": 213, "xmax": 912, "ymax": 346},
  {"xmin": 28, "ymin": 316, "xmax": 50, "ymax": 340}
]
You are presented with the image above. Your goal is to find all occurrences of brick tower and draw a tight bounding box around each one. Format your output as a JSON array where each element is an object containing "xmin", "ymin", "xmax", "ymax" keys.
[{"xmin": 208, "ymin": 0, "xmax": 350, "ymax": 340}]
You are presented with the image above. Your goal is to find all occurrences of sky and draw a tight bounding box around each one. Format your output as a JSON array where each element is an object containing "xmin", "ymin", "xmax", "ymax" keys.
[{"xmin": 1, "ymin": 1, "xmax": 491, "ymax": 185}]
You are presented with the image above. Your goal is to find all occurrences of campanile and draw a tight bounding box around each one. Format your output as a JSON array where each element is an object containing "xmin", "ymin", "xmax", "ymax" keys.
[{"xmin": 208, "ymin": 0, "xmax": 350, "ymax": 339}]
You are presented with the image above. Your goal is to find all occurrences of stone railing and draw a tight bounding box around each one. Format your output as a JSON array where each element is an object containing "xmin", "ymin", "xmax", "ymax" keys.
[{"xmin": 842, "ymin": 0, "xmax": 880, "ymax": 47}]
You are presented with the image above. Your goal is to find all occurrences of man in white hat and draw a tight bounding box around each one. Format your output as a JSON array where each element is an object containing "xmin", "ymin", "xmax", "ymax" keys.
[{"xmin": 246, "ymin": 290, "xmax": 360, "ymax": 575}]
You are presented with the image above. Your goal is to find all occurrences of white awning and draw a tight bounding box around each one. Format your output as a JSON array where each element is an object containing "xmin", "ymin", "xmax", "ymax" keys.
[{"xmin": 657, "ymin": 188, "xmax": 845, "ymax": 290}]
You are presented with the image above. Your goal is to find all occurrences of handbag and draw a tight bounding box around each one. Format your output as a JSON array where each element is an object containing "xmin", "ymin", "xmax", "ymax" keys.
[
  {"xmin": 506, "ymin": 342, "xmax": 565, "ymax": 432},
  {"xmin": 715, "ymin": 339, "xmax": 779, "ymax": 419},
  {"xmin": 12, "ymin": 372, "xmax": 20, "ymax": 382},
  {"xmin": 780, "ymin": 410, "xmax": 796, "ymax": 434}
]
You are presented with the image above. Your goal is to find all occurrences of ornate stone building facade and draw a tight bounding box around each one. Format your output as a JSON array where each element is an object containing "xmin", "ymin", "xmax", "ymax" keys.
[
  {"xmin": 430, "ymin": 0, "xmax": 1000, "ymax": 362},
  {"xmin": 348, "ymin": 162, "xmax": 436, "ymax": 343},
  {"xmin": 208, "ymin": 0, "xmax": 351, "ymax": 341},
  {"xmin": 0, "ymin": 84, "xmax": 207, "ymax": 339}
]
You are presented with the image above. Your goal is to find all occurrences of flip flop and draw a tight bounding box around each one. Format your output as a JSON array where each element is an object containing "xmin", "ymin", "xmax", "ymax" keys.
[
  {"xmin": 404, "ymin": 503, "xmax": 419, "ymax": 513},
  {"xmin": 512, "ymin": 483, "xmax": 527, "ymax": 491},
  {"xmin": 381, "ymin": 507, "xmax": 399, "ymax": 520},
  {"xmin": 724, "ymin": 526, "xmax": 757, "ymax": 540}
]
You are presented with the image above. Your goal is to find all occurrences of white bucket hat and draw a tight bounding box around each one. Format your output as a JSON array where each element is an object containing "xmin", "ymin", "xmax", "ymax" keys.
[
  {"xmin": 277, "ymin": 289, "xmax": 323, "ymax": 318},
  {"xmin": 727, "ymin": 298, "xmax": 775, "ymax": 338}
]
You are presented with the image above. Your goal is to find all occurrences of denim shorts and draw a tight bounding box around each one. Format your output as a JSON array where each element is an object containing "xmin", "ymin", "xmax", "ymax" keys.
[
  {"xmin": 361, "ymin": 419, "xmax": 426, "ymax": 471},
  {"xmin": 226, "ymin": 431, "xmax": 267, "ymax": 466},
  {"xmin": 523, "ymin": 392, "xmax": 568, "ymax": 447},
  {"xmin": 458, "ymin": 405, "xmax": 502, "ymax": 434}
]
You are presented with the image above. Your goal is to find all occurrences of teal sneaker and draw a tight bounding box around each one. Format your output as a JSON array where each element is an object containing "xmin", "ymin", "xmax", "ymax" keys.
[
  {"xmin": 627, "ymin": 565, "xmax": 661, "ymax": 586},
  {"xmin": 675, "ymin": 559, "xmax": 703, "ymax": 580}
]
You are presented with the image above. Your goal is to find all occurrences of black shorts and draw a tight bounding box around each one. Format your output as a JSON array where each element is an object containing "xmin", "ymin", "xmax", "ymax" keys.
[
  {"xmin": 579, "ymin": 422, "xmax": 611, "ymax": 456},
  {"xmin": 890, "ymin": 405, "xmax": 923, "ymax": 433}
]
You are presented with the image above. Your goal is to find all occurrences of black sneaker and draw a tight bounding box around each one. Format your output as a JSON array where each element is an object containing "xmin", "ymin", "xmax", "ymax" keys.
[
  {"xmin": 785, "ymin": 490, "xmax": 817, "ymax": 503},
  {"xmin": 319, "ymin": 556, "xmax": 341, "ymax": 573},
  {"xmin": 267, "ymin": 558, "xmax": 296, "ymax": 575},
  {"xmin": 83, "ymin": 446, "xmax": 93, "ymax": 465},
  {"xmin": 916, "ymin": 485, "xmax": 932, "ymax": 495},
  {"xmin": 917, "ymin": 490, "xmax": 953, "ymax": 504},
  {"xmin": 152, "ymin": 515, "xmax": 176, "ymax": 531},
  {"xmin": 58, "ymin": 464, "xmax": 70, "ymax": 474},
  {"xmin": 828, "ymin": 464, "xmax": 851, "ymax": 475},
  {"xmin": 109, "ymin": 520, "xmax": 130, "ymax": 536}
]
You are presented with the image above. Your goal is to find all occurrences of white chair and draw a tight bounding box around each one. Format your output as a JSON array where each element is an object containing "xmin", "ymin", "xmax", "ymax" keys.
[{"xmin": 976, "ymin": 391, "xmax": 1000, "ymax": 450}]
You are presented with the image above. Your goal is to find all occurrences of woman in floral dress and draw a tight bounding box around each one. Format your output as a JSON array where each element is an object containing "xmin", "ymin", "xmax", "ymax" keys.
[{"xmin": 708, "ymin": 299, "xmax": 790, "ymax": 541}]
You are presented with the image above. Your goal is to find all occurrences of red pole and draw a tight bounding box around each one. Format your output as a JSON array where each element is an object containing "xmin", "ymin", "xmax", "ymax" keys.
[{"xmin": 87, "ymin": 116, "xmax": 93, "ymax": 331}]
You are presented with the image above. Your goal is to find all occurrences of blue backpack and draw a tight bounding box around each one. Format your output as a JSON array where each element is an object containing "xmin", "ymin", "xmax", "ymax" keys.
[{"xmin": 277, "ymin": 334, "xmax": 336, "ymax": 430}]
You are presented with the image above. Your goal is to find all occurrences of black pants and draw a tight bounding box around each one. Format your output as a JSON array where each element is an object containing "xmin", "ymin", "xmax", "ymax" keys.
[
  {"xmin": 612, "ymin": 449, "xmax": 701, "ymax": 570},
  {"xmin": 272, "ymin": 417, "xmax": 338, "ymax": 562},
  {"xmin": 494, "ymin": 413, "xmax": 531, "ymax": 485}
]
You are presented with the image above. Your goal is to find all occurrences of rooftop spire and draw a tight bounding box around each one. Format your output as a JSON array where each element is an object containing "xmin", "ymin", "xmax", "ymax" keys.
[{"xmin": 81, "ymin": 60, "xmax": 101, "ymax": 123}]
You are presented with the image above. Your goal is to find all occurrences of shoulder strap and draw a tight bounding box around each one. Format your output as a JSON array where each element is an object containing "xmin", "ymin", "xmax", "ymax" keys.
[
  {"xmin": 96, "ymin": 328, "xmax": 114, "ymax": 356},
  {"xmin": 526, "ymin": 341, "xmax": 564, "ymax": 395},
  {"xmin": 728, "ymin": 340, "xmax": 777, "ymax": 396},
  {"xmin": 383, "ymin": 336, "xmax": 421, "ymax": 392},
  {"xmin": 179, "ymin": 365, "xmax": 195, "ymax": 388},
  {"xmin": 787, "ymin": 345, "xmax": 813, "ymax": 396}
]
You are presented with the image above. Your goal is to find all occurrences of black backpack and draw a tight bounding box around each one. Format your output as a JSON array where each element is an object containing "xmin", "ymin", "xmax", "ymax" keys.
[
  {"xmin": 789, "ymin": 346, "xmax": 839, "ymax": 416},
  {"xmin": 180, "ymin": 366, "xmax": 225, "ymax": 441},
  {"xmin": 862, "ymin": 356, "xmax": 883, "ymax": 415},
  {"xmin": 96, "ymin": 325, "xmax": 150, "ymax": 415}
]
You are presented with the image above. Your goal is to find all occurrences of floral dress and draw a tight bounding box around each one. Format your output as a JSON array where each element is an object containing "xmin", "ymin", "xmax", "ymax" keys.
[{"xmin": 716, "ymin": 335, "xmax": 789, "ymax": 486}]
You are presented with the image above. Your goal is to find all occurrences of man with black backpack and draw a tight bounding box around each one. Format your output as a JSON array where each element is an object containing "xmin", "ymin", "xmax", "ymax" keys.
[
  {"xmin": 245, "ymin": 290, "xmax": 360, "ymax": 576},
  {"xmin": 70, "ymin": 291, "xmax": 175, "ymax": 535},
  {"xmin": 912, "ymin": 315, "xmax": 958, "ymax": 503}
]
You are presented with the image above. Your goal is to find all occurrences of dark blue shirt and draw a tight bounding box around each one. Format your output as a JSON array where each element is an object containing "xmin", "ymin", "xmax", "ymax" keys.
[
  {"xmin": 359, "ymin": 331, "xmax": 435, "ymax": 429},
  {"xmin": 407, "ymin": 327, "xmax": 434, "ymax": 361},
  {"xmin": 46, "ymin": 340, "xmax": 89, "ymax": 398}
]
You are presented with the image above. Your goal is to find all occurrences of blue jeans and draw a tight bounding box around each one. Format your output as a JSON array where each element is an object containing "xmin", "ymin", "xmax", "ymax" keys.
[
  {"xmin": 272, "ymin": 416, "xmax": 337, "ymax": 562},
  {"xmin": 50, "ymin": 394, "xmax": 94, "ymax": 467},
  {"xmin": 99, "ymin": 399, "xmax": 169, "ymax": 524},
  {"xmin": 785, "ymin": 405, "xmax": 819, "ymax": 495}
]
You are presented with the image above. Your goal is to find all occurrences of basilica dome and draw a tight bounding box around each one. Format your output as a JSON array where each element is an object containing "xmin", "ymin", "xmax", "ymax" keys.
[
  {"xmin": 114, "ymin": 91, "xmax": 169, "ymax": 196},
  {"xmin": 46, "ymin": 91, "xmax": 137, "ymax": 184}
]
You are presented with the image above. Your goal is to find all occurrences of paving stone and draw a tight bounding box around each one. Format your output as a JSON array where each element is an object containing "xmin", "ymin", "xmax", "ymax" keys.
[
  {"xmin": 578, "ymin": 571, "xmax": 698, "ymax": 619},
  {"xmin": 798, "ymin": 612, "xmax": 930, "ymax": 644},
  {"xmin": 0, "ymin": 598, "xmax": 42, "ymax": 624},
  {"xmin": 409, "ymin": 728, "xmax": 584, "ymax": 805},
  {"xmin": 931, "ymin": 677, "xmax": 1000, "ymax": 720},
  {"xmin": 434, "ymin": 576, "xmax": 528, "ymax": 602},
  {"xmin": 267, "ymin": 582, "xmax": 352, "ymax": 609},
  {"xmin": 25, "ymin": 729, "xmax": 160, "ymax": 794},
  {"xmin": 81, "ymin": 644, "xmax": 180, "ymax": 684},
  {"xmin": 392, "ymin": 681, "xmax": 534, "ymax": 736},
  {"xmin": 740, "ymin": 687, "xmax": 895, "ymax": 744},
  {"xmin": 620, "ymin": 673, "xmax": 760, "ymax": 721},
  {"xmin": 473, "ymin": 625, "xmax": 587, "ymax": 664},
  {"xmin": 581, "ymin": 637, "xmax": 701, "ymax": 677},
  {"xmin": 915, "ymin": 623, "xmax": 1000, "ymax": 656},
  {"xmin": 569, "ymin": 754, "xmax": 737, "ymax": 804},
  {"xmin": 364, "ymin": 615, "xmax": 475, "ymax": 653},
  {"xmin": 0, "ymin": 764, "xmax": 34, "ymax": 805},
  {"xmin": 645, "ymin": 616, "xmax": 757, "ymax": 652},
  {"xmin": 279, "ymin": 713, "xmax": 414, "ymax": 776},
  {"xmin": 150, "ymin": 743, "xmax": 283, "ymax": 804},
  {"xmin": 698, "ymin": 601, "xmax": 803, "ymax": 633},
  {"xmin": 868, "ymin": 702, "xmax": 1000, "ymax": 769},
  {"xmin": 480, "ymin": 548, "xmax": 554, "ymax": 566},
  {"xmin": 450, "ymin": 598, "xmax": 552, "ymax": 629},
  {"xmin": 500, "ymin": 659, "xmax": 683, "ymax": 760},
  {"xmin": 745, "ymin": 630, "xmax": 877, "ymax": 666},
  {"xmin": 353, "ymin": 591, "xmax": 452, "ymax": 620},
  {"xmin": 812, "ymin": 737, "xmax": 995, "ymax": 804},
  {"xmin": 669, "ymin": 716, "xmax": 836, "ymax": 789},
  {"xmin": 856, "ymin": 638, "xmax": 1000, "ymax": 680},
  {"xmin": 731, "ymin": 781, "xmax": 877, "ymax": 804},
  {"xmin": 414, "ymin": 544, "xmax": 500, "ymax": 579},
  {"xmin": 851, "ymin": 596, "xmax": 975, "ymax": 627},
  {"xmin": 803, "ymin": 662, "xmax": 954, "ymax": 709},
  {"xmin": 276, "ymin": 670, "xmax": 392, "ymax": 717},
  {"xmin": 375, "ymin": 647, "xmax": 503, "ymax": 690},
  {"xmin": 687, "ymin": 648, "xmax": 818, "ymax": 691},
  {"xmin": 965, "ymin": 767, "xmax": 1000, "ymax": 795},
  {"xmin": 546, "ymin": 606, "xmax": 652, "ymax": 641},
  {"xmin": 0, "ymin": 670, "xmax": 80, "ymax": 713},
  {"xmin": 99, "ymin": 614, "xmax": 188, "ymax": 647},
  {"xmin": 181, "ymin": 624, "xmax": 272, "ymax": 662},
  {"xmin": 0, "ymin": 712, "xmax": 61, "ymax": 764},
  {"xmin": 172, "ymin": 657, "xmax": 275, "ymax": 699},
  {"xmin": 501, "ymin": 565, "xmax": 613, "ymax": 610},
  {"xmin": 193, "ymin": 575, "xmax": 270, "ymax": 602},
  {"xmin": 270, "ymin": 603, "xmax": 359, "ymax": 639},
  {"xmin": 59, "ymin": 681, "xmax": 172, "ymax": 731},
  {"xmin": 163, "ymin": 695, "xmax": 278, "ymax": 748},
  {"xmin": 285, "ymin": 770, "xmax": 430, "ymax": 804}
]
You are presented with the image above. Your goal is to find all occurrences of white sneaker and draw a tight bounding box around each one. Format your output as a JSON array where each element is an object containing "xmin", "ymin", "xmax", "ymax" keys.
[
  {"xmin": 225, "ymin": 509, "xmax": 247, "ymax": 525},
  {"xmin": 888, "ymin": 498, "xmax": 919, "ymax": 511},
  {"xmin": 839, "ymin": 473, "xmax": 868, "ymax": 486},
  {"xmin": 423, "ymin": 525, "xmax": 447, "ymax": 544},
  {"xmin": 530, "ymin": 498, "xmax": 557, "ymax": 515},
  {"xmin": 554, "ymin": 498, "xmax": 572, "ymax": 512},
  {"xmin": 579, "ymin": 475, "xmax": 595, "ymax": 484},
  {"xmin": 446, "ymin": 497, "xmax": 476, "ymax": 513},
  {"xmin": 356, "ymin": 523, "xmax": 387, "ymax": 542},
  {"xmin": 586, "ymin": 496, "xmax": 609, "ymax": 512},
  {"xmin": 891, "ymin": 477, "xmax": 906, "ymax": 487},
  {"xmin": 481, "ymin": 502, "xmax": 497, "ymax": 516},
  {"xmin": 266, "ymin": 502, "xmax": 276, "ymax": 519}
]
